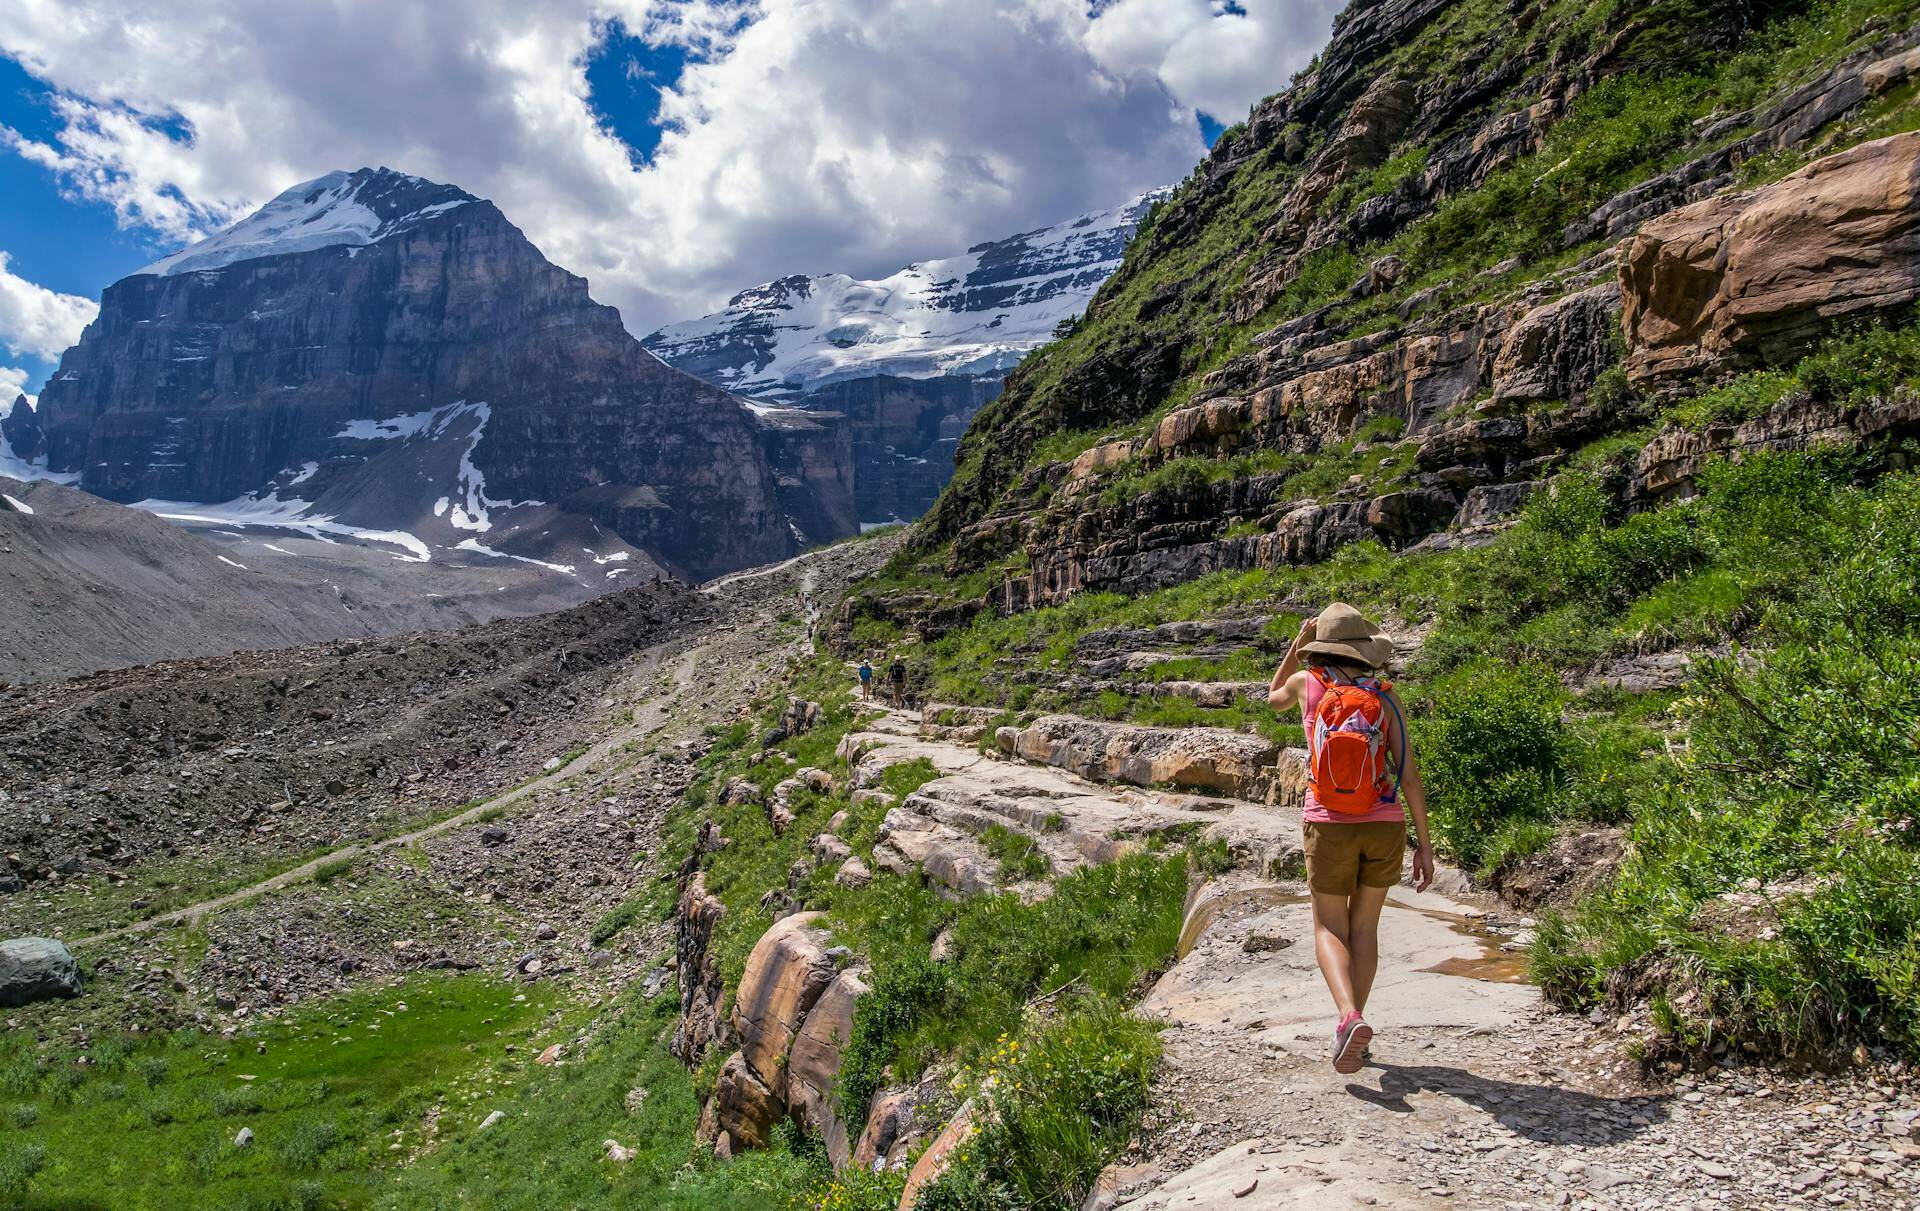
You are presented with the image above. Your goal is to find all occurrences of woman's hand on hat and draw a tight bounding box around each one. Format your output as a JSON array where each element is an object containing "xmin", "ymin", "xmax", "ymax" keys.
[{"xmin": 1297, "ymin": 616, "xmax": 1318, "ymax": 641}]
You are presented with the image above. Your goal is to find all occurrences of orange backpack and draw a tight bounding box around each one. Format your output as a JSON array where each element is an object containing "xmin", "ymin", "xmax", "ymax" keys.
[{"xmin": 1307, "ymin": 668, "xmax": 1401, "ymax": 812}]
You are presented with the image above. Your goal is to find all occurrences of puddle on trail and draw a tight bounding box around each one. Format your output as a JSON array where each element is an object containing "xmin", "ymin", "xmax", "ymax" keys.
[
  {"xmin": 1390, "ymin": 897, "xmax": 1534, "ymax": 985},
  {"xmin": 1422, "ymin": 950, "xmax": 1532, "ymax": 984}
]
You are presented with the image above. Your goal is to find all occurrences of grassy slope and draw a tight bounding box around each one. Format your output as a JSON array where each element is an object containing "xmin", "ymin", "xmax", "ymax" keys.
[
  {"xmin": 636, "ymin": 655, "xmax": 1193, "ymax": 1209},
  {"xmin": 897, "ymin": 317, "xmax": 1920, "ymax": 1062},
  {"xmin": 1, "ymin": 974, "xmax": 560, "ymax": 1210},
  {"xmin": 910, "ymin": 0, "xmax": 1920, "ymax": 565}
]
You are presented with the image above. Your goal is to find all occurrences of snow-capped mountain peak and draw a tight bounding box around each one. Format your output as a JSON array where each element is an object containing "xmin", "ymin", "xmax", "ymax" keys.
[
  {"xmin": 643, "ymin": 188, "xmax": 1169, "ymax": 399},
  {"xmin": 137, "ymin": 168, "xmax": 478, "ymax": 277}
]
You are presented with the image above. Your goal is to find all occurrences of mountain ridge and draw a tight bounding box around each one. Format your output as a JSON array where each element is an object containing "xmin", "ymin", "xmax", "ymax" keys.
[
  {"xmin": 26, "ymin": 166, "xmax": 859, "ymax": 582},
  {"xmin": 644, "ymin": 190, "xmax": 1166, "ymax": 398}
]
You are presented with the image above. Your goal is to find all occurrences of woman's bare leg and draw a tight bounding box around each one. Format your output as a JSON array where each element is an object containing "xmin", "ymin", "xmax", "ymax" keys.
[
  {"xmin": 1310, "ymin": 890, "xmax": 1358, "ymax": 1016},
  {"xmin": 1345, "ymin": 883, "xmax": 1391, "ymax": 1015}
]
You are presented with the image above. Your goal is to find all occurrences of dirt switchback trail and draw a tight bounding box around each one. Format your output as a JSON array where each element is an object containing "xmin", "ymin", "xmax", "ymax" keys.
[{"xmin": 837, "ymin": 701, "xmax": 1920, "ymax": 1210}]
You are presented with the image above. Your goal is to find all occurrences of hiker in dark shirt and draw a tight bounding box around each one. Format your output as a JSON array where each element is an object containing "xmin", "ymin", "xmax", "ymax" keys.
[{"xmin": 888, "ymin": 657, "xmax": 907, "ymax": 707}]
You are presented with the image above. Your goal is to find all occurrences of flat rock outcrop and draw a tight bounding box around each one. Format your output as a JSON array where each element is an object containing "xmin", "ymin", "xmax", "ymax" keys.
[
  {"xmin": 729, "ymin": 911, "xmax": 838, "ymax": 1093},
  {"xmin": 1624, "ymin": 131, "xmax": 1920, "ymax": 383},
  {"xmin": 699, "ymin": 910, "xmax": 839, "ymax": 1149},
  {"xmin": 786, "ymin": 967, "xmax": 871, "ymax": 1168},
  {"xmin": 1001, "ymin": 715, "xmax": 1285, "ymax": 803}
]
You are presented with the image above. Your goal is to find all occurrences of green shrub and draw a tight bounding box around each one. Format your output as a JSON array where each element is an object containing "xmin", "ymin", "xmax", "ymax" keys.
[
  {"xmin": 981, "ymin": 825, "xmax": 1051, "ymax": 882},
  {"xmin": 0, "ymin": 1140, "xmax": 46, "ymax": 1198},
  {"xmin": 1417, "ymin": 661, "xmax": 1570, "ymax": 871},
  {"xmin": 837, "ymin": 953, "xmax": 949, "ymax": 1131},
  {"xmin": 919, "ymin": 999, "xmax": 1160, "ymax": 1211},
  {"xmin": 310, "ymin": 855, "xmax": 355, "ymax": 885},
  {"xmin": 1538, "ymin": 473, "xmax": 1920, "ymax": 1058},
  {"xmin": 275, "ymin": 1117, "xmax": 342, "ymax": 1170},
  {"xmin": 801, "ymin": 1165, "xmax": 909, "ymax": 1211}
]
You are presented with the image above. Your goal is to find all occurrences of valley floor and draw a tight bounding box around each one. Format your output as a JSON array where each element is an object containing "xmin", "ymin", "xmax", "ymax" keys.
[{"xmin": 3, "ymin": 536, "xmax": 1915, "ymax": 1209}]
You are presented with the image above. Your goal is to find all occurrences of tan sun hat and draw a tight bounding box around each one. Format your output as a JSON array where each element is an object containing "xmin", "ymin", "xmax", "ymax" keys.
[{"xmin": 1299, "ymin": 602, "xmax": 1393, "ymax": 669}]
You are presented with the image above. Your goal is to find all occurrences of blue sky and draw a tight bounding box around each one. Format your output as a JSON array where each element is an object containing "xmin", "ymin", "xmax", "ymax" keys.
[
  {"xmin": 0, "ymin": 0, "xmax": 1337, "ymax": 396},
  {"xmin": 0, "ymin": 58, "xmax": 160, "ymax": 390},
  {"xmin": 582, "ymin": 19, "xmax": 690, "ymax": 166}
]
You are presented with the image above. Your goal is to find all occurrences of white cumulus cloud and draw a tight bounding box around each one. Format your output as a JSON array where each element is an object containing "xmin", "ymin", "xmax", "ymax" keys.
[
  {"xmin": 0, "ymin": 0, "xmax": 1335, "ymax": 332},
  {"xmin": 0, "ymin": 364, "xmax": 32, "ymax": 404},
  {"xmin": 1084, "ymin": 0, "xmax": 1344, "ymax": 123},
  {"xmin": 0, "ymin": 251, "xmax": 99, "ymax": 361}
]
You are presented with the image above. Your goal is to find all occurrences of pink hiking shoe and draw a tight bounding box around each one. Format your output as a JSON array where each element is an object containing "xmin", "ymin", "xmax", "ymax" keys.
[{"xmin": 1332, "ymin": 1011, "xmax": 1373, "ymax": 1074}]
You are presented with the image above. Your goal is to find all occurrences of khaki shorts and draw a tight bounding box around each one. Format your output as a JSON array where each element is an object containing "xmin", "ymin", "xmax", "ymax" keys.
[{"xmin": 1303, "ymin": 820, "xmax": 1406, "ymax": 895}]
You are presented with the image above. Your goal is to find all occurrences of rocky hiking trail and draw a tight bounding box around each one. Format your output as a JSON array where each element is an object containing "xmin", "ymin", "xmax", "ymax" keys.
[
  {"xmin": 11, "ymin": 532, "xmax": 1916, "ymax": 1209},
  {"xmin": 774, "ymin": 695, "xmax": 1920, "ymax": 1209}
]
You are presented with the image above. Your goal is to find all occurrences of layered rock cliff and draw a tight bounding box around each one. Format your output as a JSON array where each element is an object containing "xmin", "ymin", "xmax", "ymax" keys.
[
  {"xmin": 875, "ymin": 0, "xmax": 1920, "ymax": 628},
  {"xmin": 33, "ymin": 168, "xmax": 857, "ymax": 581}
]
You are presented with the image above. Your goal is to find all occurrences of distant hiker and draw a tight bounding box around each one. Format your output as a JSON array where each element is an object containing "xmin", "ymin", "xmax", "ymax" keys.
[
  {"xmin": 1267, "ymin": 602, "xmax": 1434, "ymax": 1075},
  {"xmin": 858, "ymin": 659, "xmax": 874, "ymax": 700},
  {"xmin": 888, "ymin": 656, "xmax": 907, "ymax": 707}
]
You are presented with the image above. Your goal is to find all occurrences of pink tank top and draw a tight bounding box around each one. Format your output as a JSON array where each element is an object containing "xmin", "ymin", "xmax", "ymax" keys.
[{"xmin": 1300, "ymin": 673, "xmax": 1405, "ymax": 825}]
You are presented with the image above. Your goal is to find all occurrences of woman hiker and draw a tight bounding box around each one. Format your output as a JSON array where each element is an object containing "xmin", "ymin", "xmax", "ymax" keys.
[{"xmin": 1267, "ymin": 602, "xmax": 1435, "ymax": 1074}]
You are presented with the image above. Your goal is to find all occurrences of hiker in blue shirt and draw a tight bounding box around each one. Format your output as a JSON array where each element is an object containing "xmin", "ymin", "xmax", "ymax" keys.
[{"xmin": 858, "ymin": 659, "xmax": 874, "ymax": 700}]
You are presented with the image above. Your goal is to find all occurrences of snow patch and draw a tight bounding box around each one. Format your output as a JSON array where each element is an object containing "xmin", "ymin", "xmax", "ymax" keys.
[
  {"xmin": 3, "ymin": 493, "xmax": 33, "ymax": 515},
  {"xmin": 645, "ymin": 188, "xmax": 1169, "ymax": 396},
  {"xmin": 217, "ymin": 554, "xmax": 248, "ymax": 570},
  {"xmin": 131, "ymin": 491, "xmax": 430, "ymax": 563},
  {"xmin": 0, "ymin": 425, "xmax": 80, "ymax": 486},
  {"xmin": 335, "ymin": 400, "xmax": 536, "ymax": 533},
  {"xmin": 453, "ymin": 537, "xmax": 576, "ymax": 577}
]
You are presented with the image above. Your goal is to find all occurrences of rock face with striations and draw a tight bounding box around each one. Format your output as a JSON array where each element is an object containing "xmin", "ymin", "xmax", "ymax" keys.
[
  {"xmin": 862, "ymin": 7, "xmax": 1920, "ymax": 633},
  {"xmin": 32, "ymin": 168, "xmax": 856, "ymax": 580},
  {"xmin": 1623, "ymin": 131, "xmax": 1920, "ymax": 383}
]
